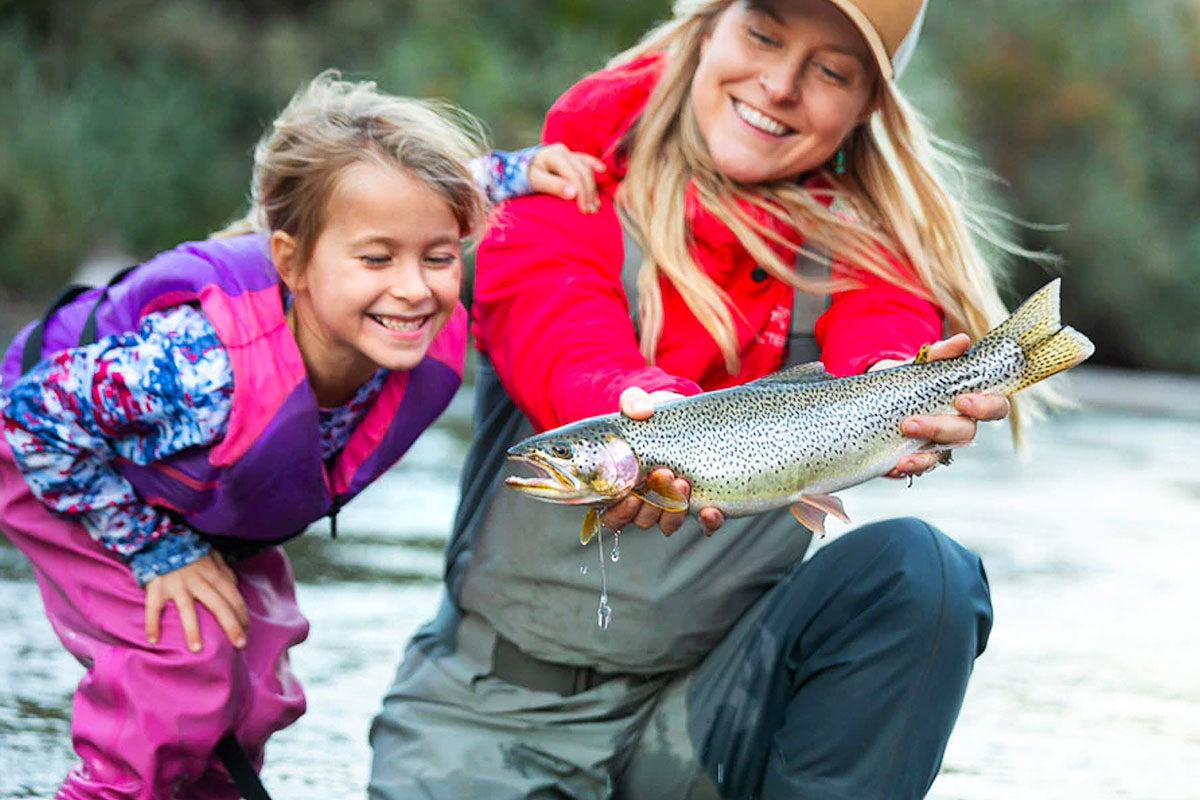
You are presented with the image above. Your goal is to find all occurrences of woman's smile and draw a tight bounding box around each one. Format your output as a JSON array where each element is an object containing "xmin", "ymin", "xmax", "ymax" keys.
[{"xmin": 731, "ymin": 97, "xmax": 795, "ymax": 137}]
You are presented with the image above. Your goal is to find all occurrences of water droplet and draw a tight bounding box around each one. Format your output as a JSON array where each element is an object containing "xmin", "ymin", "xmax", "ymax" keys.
[
  {"xmin": 579, "ymin": 562, "xmax": 588, "ymax": 575},
  {"xmin": 610, "ymin": 530, "xmax": 621, "ymax": 562},
  {"xmin": 597, "ymin": 597, "xmax": 612, "ymax": 630},
  {"xmin": 717, "ymin": 762, "xmax": 724, "ymax": 786},
  {"xmin": 596, "ymin": 526, "xmax": 611, "ymax": 631},
  {"xmin": 906, "ymin": 474, "xmax": 914, "ymax": 488}
]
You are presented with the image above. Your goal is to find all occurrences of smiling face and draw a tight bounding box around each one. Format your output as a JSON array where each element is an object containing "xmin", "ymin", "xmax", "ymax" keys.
[
  {"xmin": 274, "ymin": 160, "xmax": 462, "ymax": 405},
  {"xmin": 690, "ymin": 0, "xmax": 880, "ymax": 184}
]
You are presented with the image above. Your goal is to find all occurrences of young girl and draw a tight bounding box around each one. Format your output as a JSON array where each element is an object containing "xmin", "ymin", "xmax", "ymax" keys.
[{"xmin": 0, "ymin": 71, "xmax": 601, "ymax": 800}]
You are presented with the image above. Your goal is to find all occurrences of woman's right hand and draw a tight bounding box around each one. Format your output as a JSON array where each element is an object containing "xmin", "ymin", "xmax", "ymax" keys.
[
  {"xmin": 601, "ymin": 387, "xmax": 725, "ymax": 537},
  {"xmin": 144, "ymin": 550, "xmax": 248, "ymax": 652}
]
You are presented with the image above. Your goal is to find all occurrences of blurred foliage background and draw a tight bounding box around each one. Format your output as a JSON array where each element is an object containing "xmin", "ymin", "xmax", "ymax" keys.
[{"xmin": 0, "ymin": 0, "xmax": 1196, "ymax": 371}]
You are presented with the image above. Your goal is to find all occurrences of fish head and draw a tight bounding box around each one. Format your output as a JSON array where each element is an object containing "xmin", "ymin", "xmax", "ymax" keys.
[{"xmin": 505, "ymin": 424, "xmax": 640, "ymax": 505}]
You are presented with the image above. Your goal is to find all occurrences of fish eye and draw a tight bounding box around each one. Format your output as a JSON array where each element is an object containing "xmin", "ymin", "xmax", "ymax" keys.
[{"xmin": 550, "ymin": 443, "xmax": 573, "ymax": 459}]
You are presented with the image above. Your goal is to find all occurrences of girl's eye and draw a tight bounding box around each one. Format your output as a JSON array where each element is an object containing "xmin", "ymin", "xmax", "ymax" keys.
[
  {"xmin": 361, "ymin": 254, "xmax": 391, "ymax": 266},
  {"xmin": 747, "ymin": 27, "xmax": 779, "ymax": 48},
  {"xmin": 425, "ymin": 254, "xmax": 457, "ymax": 267}
]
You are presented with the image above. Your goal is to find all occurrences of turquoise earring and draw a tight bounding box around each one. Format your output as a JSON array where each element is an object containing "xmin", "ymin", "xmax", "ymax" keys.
[{"xmin": 834, "ymin": 150, "xmax": 846, "ymax": 175}]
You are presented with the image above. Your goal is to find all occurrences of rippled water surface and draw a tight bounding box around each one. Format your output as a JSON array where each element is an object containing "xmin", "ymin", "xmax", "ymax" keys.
[{"xmin": 3, "ymin": 372, "xmax": 1198, "ymax": 799}]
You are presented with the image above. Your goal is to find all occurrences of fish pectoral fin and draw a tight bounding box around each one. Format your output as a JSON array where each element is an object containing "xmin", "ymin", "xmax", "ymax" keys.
[
  {"xmin": 798, "ymin": 493, "xmax": 851, "ymax": 523},
  {"xmin": 631, "ymin": 472, "xmax": 689, "ymax": 513},
  {"xmin": 912, "ymin": 343, "xmax": 932, "ymax": 364},
  {"xmin": 581, "ymin": 508, "xmax": 601, "ymax": 546}
]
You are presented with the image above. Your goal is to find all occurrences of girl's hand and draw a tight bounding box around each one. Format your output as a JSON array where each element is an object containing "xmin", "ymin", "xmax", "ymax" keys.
[
  {"xmin": 884, "ymin": 333, "xmax": 1011, "ymax": 479},
  {"xmin": 144, "ymin": 550, "xmax": 249, "ymax": 652},
  {"xmin": 528, "ymin": 143, "xmax": 606, "ymax": 214},
  {"xmin": 601, "ymin": 387, "xmax": 725, "ymax": 536}
]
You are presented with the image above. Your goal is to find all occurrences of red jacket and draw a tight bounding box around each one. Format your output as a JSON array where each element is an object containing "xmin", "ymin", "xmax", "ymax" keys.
[{"xmin": 474, "ymin": 54, "xmax": 942, "ymax": 432}]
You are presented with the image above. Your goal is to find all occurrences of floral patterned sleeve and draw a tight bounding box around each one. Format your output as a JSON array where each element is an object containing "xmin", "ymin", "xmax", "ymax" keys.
[
  {"xmin": 469, "ymin": 147, "xmax": 540, "ymax": 204},
  {"xmin": 0, "ymin": 305, "xmax": 234, "ymax": 584}
]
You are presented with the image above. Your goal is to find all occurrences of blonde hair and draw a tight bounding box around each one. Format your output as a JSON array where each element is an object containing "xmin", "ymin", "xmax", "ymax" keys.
[
  {"xmin": 612, "ymin": 0, "xmax": 1052, "ymax": 441},
  {"xmin": 214, "ymin": 70, "xmax": 489, "ymax": 267}
]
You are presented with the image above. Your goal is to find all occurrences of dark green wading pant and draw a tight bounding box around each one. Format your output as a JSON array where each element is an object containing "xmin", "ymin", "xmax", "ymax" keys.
[{"xmin": 368, "ymin": 517, "xmax": 993, "ymax": 800}]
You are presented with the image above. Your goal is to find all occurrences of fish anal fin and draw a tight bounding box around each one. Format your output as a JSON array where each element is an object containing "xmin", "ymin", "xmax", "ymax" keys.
[
  {"xmin": 799, "ymin": 493, "xmax": 850, "ymax": 523},
  {"xmin": 581, "ymin": 508, "xmax": 601, "ymax": 546},
  {"xmin": 632, "ymin": 471, "xmax": 689, "ymax": 513},
  {"xmin": 790, "ymin": 502, "xmax": 827, "ymax": 535}
]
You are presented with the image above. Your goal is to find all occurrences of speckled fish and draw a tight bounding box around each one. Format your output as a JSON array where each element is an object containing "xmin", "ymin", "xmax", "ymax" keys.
[{"xmin": 505, "ymin": 279, "xmax": 1094, "ymax": 544}]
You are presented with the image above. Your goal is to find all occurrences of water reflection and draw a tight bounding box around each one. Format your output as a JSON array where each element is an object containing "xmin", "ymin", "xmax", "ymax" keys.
[{"xmin": 2, "ymin": 374, "xmax": 1199, "ymax": 799}]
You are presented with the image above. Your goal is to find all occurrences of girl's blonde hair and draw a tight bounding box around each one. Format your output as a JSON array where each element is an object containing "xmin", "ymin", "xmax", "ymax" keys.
[
  {"xmin": 613, "ymin": 0, "xmax": 1052, "ymax": 440},
  {"xmin": 214, "ymin": 70, "xmax": 489, "ymax": 268}
]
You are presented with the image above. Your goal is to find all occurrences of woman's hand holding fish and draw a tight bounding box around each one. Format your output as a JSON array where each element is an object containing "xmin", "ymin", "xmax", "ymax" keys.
[
  {"xmin": 883, "ymin": 334, "xmax": 1011, "ymax": 479},
  {"xmin": 603, "ymin": 387, "xmax": 725, "ymax": 536}
]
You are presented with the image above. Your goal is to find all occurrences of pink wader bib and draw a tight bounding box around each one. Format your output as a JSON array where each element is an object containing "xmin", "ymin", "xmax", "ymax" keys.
[{"xmin": 0, "ymin": 437, "xmax": 309, "ymax": 800}]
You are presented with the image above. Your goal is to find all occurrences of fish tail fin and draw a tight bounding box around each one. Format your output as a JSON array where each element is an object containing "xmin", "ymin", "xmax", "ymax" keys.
[{"xmin": 981, "ymin": 279, "xmax": 1095, "ymax": 392}]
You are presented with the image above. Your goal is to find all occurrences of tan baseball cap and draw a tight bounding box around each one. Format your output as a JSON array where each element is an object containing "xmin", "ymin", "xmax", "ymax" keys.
[{"xmin": 824, "ymin": 0, "xmax": 929, "ymax": 80}]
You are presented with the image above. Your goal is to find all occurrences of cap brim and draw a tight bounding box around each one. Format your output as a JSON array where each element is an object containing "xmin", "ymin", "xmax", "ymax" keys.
[{"xmin": 823, "ymin": 0, "xmax": 894, "ymax": 81}]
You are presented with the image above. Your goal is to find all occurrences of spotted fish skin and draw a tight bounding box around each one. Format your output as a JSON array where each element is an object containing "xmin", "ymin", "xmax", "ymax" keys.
[{"xmin": 506, "ymin": 279, "xmax": 1094, "ymax": 523}]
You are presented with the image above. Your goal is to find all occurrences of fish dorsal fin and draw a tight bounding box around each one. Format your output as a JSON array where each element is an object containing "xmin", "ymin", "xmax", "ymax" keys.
[{"xmin": 750, "ymin": 361, "xmax": 836, "ymax": 386}]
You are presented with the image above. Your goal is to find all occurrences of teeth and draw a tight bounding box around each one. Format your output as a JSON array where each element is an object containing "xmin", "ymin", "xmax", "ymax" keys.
[
  {"xmin": 372, "ymin": 314, "xmax": 426, "ymax": 331},
  {"xmin": 733, "ymin": 100, "xmax": 790, "ymax": 136}
]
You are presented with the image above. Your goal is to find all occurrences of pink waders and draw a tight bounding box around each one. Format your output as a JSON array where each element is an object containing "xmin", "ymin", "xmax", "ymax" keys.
[{"xmin": 0, "ymin": 438, "xmax": 309, "ymax": 800}]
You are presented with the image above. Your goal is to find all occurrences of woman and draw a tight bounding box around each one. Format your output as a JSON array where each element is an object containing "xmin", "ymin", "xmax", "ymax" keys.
[{"xmin": 370, "ymin": 2, "xmax": 1006, "ymax": 798}]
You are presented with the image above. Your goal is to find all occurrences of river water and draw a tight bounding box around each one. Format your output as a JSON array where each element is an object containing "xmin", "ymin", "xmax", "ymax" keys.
[{"xmin": 2, "ymin": 367, "xmax": 1198, "ymax": 799}]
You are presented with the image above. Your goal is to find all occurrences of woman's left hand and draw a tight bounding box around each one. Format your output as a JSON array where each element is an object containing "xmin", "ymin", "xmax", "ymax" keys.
[
  {"xmin": 883, "ymin": 333, "xmax": 1011, "ymax": 479},
  {"xmin": 528, "ymin": 143, "xmax": 607, "ymax": 214}
]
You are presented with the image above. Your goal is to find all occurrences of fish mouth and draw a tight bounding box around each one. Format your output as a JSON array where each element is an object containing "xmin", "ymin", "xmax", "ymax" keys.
[{"xmin": 504, "ymin": 454, "xmax": 588, "ymax": 499}]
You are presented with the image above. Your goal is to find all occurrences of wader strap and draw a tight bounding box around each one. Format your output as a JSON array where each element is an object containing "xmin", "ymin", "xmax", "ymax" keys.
[
  {"xmin": 215, "ymin": 733, "xmax": 273, "ymax": 800},
  {"xmin": 619, "ymin": 226, "xmax": 643, "ymax": 335},
  {"xmin": 18, "ymin": 264, "xmax": 137, "ymax": 376},
  {"xmin": 784, "ymin": 247, "xmax": 831, "ymax": 367},
  {"xmin": 618, "ymin": 226, "xmax": 829, "ymax": 366}
]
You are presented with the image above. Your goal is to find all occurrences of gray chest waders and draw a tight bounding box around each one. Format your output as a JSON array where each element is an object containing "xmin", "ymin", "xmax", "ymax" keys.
[{"xmin": 448, "ymin": 226, "xmax": 830, "ymax": 682}]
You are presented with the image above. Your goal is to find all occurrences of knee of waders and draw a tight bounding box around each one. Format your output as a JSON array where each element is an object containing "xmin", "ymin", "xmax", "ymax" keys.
[{"xmin": 846, "ymin": 517, "xmax": 994, "ymax": 657}]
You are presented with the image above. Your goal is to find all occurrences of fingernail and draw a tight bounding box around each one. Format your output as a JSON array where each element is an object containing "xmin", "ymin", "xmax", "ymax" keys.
[
  {"xmin": 148, "ymin": 636, "xmax": 158, "ymax": 645},
  {"xmin": 903, "ymin": 420, "xmax": 920, "ymax": 435},
  {"xmin": 189, "ymin": 641, "xmax": 201, "ymax": 652},
  {"xmin": 235, "ymin": 636, "xmax": 246, "ymax": 648}
]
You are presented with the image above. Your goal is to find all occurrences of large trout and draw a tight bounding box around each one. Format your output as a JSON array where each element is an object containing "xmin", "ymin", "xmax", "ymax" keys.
[{"xmin": 505, "ymin": 279, "xmax": 1094, "ymax": 544}]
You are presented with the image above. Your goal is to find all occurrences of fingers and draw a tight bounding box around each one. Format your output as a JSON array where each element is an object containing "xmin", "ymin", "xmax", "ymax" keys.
[
  {"xmin": 189, "ymin": 581, "xmax": 248, "ymax": 649},
  {"xmin": 144, "ymin": 579, "xmax": 164, "ymax": 645},
  {"xmin": 600, "ymin": 495, "xmax": 642, "ymax": 529},
  {"xmin": 698, "ymin": 507, "xmax": 725, "ymax": 535},
  {"xmin": 955, "ymin": 393, "xmax": 1010, "ymax": 421},
  {"xmin": 902, "ymin": 414, "xmax": 978, "ymax": 445},
  {"xmin": 141, "ymin": 553, "xmax": 248, "ymax": 652},
  {"xmin": 530, "ymin": 143, "xmax": 604, "ymax": 213},
  {"xmin": 209, "ymin": 551, "xmax": 249, "ymax": 629},
  {"xmin": 618, "ymin": 387, "xmax": 656, "ymax": 420},
  {"xmin": 176, "ymin": 593, "xmax": 202, "ymax": 652},
  {"xmin": 886, "ymin": 452, "xmax": 942, "ymax": 478},
  {"xmin": 923, "ymin": 333, "xmax": 972, "ymax": 361}
]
